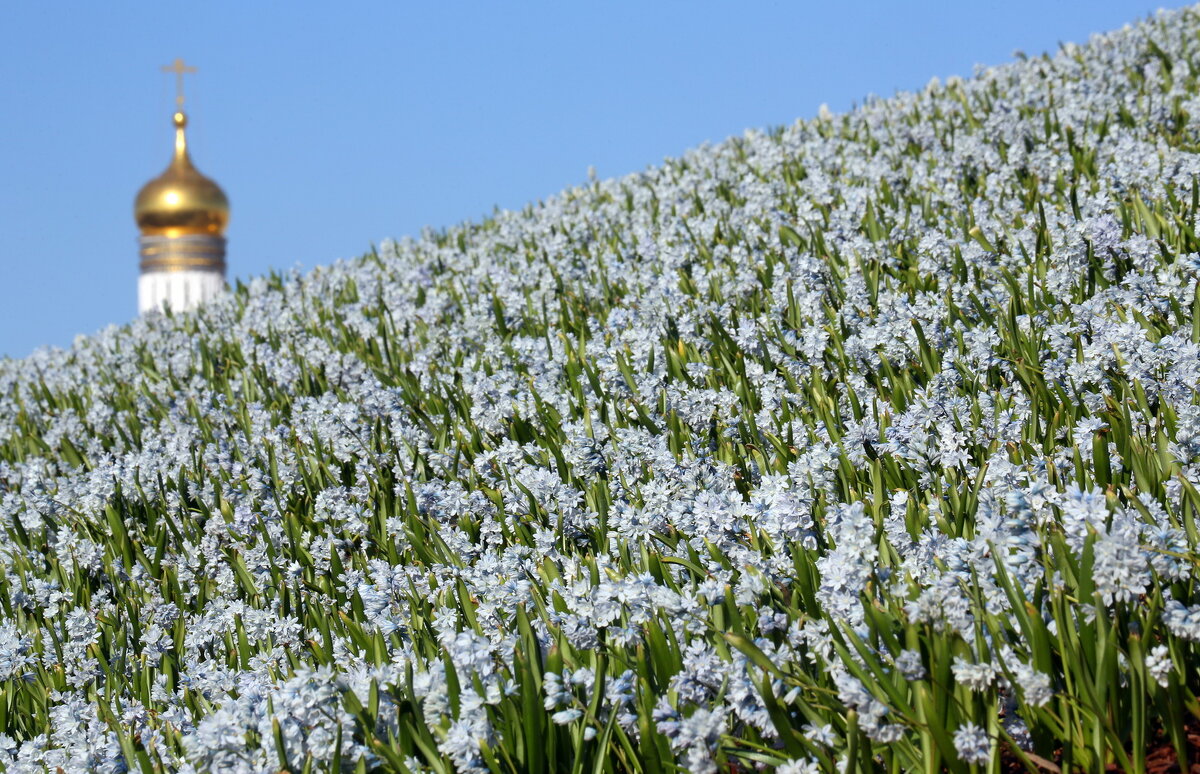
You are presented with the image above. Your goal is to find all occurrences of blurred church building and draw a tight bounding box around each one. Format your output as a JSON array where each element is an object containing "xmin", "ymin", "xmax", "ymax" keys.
[{"xmin": 134, "ymin": 59, "xmax": 229, "ymax": 314}]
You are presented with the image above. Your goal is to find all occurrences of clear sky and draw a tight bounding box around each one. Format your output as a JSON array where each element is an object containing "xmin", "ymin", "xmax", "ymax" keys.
[{"xmin": 0, "ymin": 1, "xmax": 1172, "ymax": 358}]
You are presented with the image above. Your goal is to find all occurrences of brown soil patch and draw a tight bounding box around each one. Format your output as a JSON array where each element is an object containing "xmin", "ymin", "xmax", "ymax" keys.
[{"xmin": 998, "ymin": 720, "xmax": 1200, "ymax": 773}]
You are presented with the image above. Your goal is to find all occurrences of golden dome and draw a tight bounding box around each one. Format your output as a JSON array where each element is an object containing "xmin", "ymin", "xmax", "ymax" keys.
[{"xmin": 135, "ymin": 111, "xmax": 229, "ymax": 237}]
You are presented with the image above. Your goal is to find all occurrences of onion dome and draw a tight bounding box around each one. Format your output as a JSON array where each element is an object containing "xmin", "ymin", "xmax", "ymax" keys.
[{"xmin": 134, "ymin": 111, "xmax": 229, "ymax": 237}]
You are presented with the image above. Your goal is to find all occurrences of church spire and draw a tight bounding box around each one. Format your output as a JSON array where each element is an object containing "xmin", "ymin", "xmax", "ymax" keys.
[
  {"xmin": 133, "ymin": 60, "xmax": 230, "ymax": 314},
  {"xmin": 173, "ymin": 110, "xmax": 188, "ymax": 161}
]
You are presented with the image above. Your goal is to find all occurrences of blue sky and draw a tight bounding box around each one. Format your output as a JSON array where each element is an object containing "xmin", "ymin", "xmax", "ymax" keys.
[{"xmin": 0, "ymin": 1, "xmax": 1169, "ymax": 358}]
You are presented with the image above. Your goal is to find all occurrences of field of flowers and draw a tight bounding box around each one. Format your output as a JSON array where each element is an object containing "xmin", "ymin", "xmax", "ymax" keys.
[{"xmin": 6, "ymin": 8, "xmax": 1200, "ymax": 773}]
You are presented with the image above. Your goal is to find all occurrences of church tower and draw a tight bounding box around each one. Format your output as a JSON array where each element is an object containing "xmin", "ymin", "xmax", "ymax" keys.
[{"xmin": 134, "ymin": 59, "xmax": 229, "ymax": 314}]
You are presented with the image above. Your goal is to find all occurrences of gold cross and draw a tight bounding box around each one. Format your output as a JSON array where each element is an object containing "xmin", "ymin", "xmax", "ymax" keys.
[{"xmin": 161, "ymin": 58, "xmax": 197, "ymax": 109}]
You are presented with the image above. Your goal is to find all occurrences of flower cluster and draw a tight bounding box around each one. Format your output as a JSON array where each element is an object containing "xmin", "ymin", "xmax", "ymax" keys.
[{"xmin": 2, "ymin": 6, "xmax": 1200, "ymax": 772}]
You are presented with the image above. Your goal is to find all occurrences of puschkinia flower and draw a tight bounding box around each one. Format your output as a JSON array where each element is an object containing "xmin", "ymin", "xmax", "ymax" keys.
[
  {"xmin": 953, "ymin": 722, "xmax": 991, "ymax": 764},
  {"xmin": 0, "ymin": 6, "xmax": 1199, "ymax": 771}
]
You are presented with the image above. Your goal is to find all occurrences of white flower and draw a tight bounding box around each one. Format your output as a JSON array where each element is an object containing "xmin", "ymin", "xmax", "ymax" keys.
[
  {"xmin": 777, "ymin": 758, "xmax": 823, "ymax": 774},
  {"xmin": 551, "ymin": 708, "xmax": 582, "ymax": 725},
  {"xmin": 1012, "ymin": 661, "xmax": 1053, "ymax": 708},
  {"xmin": 952, "ymin": 658, "xmax": 997, "ymax": 692},
  {"xmin": 895, "ymin": 649, "xmax": 925, "ymax": 680},
  {"xmin": 1146, "ymin": 645, "xmax": 1173, "ymax": 688},
  {"xmin": 953, "ymin": 722, "xmax": 991, "ymax": 764}
]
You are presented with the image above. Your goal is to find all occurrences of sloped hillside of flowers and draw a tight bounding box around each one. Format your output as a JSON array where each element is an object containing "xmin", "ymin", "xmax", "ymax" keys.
[{"xmin": 6, "ymin": 9, "xmax": 1200, "ymax": 773}]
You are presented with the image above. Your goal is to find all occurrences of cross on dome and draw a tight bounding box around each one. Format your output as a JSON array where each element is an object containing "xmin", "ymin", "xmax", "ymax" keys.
[{"xmin": 161, "ymin": 58, "xmax": 197, "ymax": 109}]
